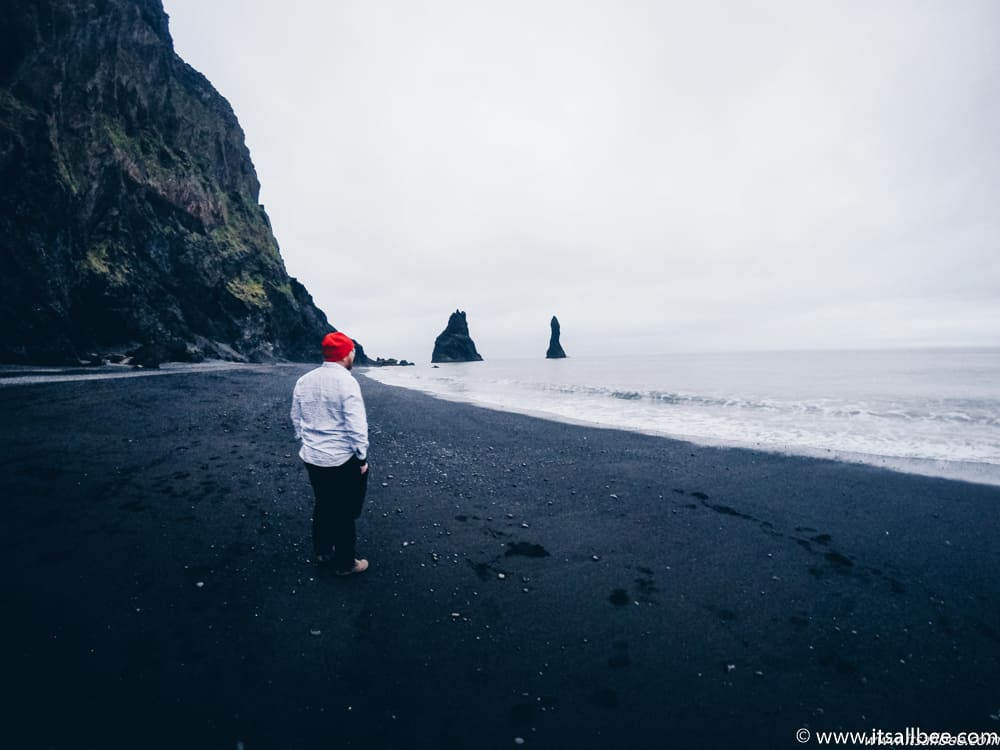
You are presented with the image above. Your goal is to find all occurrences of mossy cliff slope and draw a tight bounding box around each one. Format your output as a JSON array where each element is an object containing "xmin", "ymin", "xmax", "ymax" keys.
[{"xmin": 0, "ymin": 0, "xmax": 335, "ymax": 364}]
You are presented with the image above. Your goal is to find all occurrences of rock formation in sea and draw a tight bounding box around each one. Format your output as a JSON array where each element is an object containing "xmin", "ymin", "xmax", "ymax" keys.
[
  {"xmin": 431, "ymin": 310, "xmax": 483, "ymax": 363},
  {"xmin": 546, "ymin": 315, "xmax": 567, "ymax": 359},
  {"xmin": 0, "ymin": 0, "xmax": 344, "ymax": 365},
  {"xmin": 366, "ymin": 357, "xmax": 414, "ymax": 368}
]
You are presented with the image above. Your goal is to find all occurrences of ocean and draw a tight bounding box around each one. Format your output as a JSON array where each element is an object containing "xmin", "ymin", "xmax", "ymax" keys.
[{"xmin": 364, "ymin": 348, "xmax": 1000, "ymax": 487}]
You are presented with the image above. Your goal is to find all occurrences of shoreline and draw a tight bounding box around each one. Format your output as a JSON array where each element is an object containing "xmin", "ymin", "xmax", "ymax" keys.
[
  {"xmin": 8, "ymin": 356, "xmax": 997, "ymax": 489},
  {"xmin": 3, "ymin": 366, "xmax": 999, "ymax": 749},
  {"xmin": 362, "ymin": 368, "xmax": 1000, "ymax": 489},
  {"xmin": 0, "ymin": 360, "xmax": 281, "ymax": 386}
]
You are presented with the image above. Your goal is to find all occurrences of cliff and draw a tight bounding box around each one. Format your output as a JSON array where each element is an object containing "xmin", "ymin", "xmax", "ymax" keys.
[
  {"xmin": 431, "ymin": 310, "xmax": 483, "ymax": 363},
  {"xmin": 0, "ymin": 0, "xmax": 337, "ymax": 364}
]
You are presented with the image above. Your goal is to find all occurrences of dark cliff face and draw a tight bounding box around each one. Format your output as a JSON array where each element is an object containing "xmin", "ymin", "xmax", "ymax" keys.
[
  {"xmin": 0, "ymin": 0, "xmax": 335, "ymax": 364},
  {"xmin": 546, "ymin": 315, "xmax": 566, "ymax": 358},
  {"xmin": 431, "ymin": 309, "xmax": 483, "ymax": 363}
]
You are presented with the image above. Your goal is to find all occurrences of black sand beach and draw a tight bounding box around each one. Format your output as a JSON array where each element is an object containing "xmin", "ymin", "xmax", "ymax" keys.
[{"xmin": 2, "ymin": 365, "xmax": 999, "ymax": 749}]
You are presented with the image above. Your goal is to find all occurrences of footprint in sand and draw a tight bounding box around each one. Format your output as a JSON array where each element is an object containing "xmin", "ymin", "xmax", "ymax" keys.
[
  {"xmin": 504, "ymin": 542, "xmax": 550, "ymax": 558},
  {"xmin": 825, "ymin": 551, "xmax": 854, "ymax": 569},
  {"xmin": 609, "ymin": 588, "xmax": 630, "ymax": 606},
  {"xmin": 634, "ymin": 575, "xmax": 658, "ymax": 601}
]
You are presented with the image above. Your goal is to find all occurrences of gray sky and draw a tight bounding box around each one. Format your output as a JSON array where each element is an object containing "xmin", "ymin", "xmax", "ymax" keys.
[{"xmin": 162, "ymin": 0, "xmax": 999, "ymax": 361}]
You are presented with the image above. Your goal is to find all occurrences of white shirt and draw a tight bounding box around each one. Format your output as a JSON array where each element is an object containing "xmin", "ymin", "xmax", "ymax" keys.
[{"xmin": 291, "ymin": 362, "xmax": 369, "ymax": 467}]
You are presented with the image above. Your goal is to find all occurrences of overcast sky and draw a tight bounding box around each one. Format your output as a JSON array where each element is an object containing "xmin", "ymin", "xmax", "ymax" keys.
[{"xmin": 162, "ymin": 0, "xmax": 999, "ymax": 361}]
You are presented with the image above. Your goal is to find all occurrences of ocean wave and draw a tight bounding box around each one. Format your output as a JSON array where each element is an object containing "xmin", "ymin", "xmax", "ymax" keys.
[
  {"xmin": 513, "ymin": 381, "xmax": 1000, "ymax": 428},
  {"xmin": 362, "ymin": 354, "xmax": 1000, "ymax": 483}
]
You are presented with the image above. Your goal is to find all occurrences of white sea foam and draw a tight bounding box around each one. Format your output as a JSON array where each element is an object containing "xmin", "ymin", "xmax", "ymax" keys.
[
  {"xmin": 0, "ymin": 361, "xmax": 272, "ymax": 386},
  {"xmin": 364, "ymin": 348, "xmax": 1000, "ymax": 487}
]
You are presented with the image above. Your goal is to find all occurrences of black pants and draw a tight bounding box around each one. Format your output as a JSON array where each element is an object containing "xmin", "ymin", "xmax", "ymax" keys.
[{"xmin": 305, "ymin": 457, "xmax": 368, "ymax": 569}]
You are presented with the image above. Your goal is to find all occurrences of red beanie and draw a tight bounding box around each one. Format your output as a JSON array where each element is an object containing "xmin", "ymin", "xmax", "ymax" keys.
[{"xmin": 322, "ymin": 332, "xmax": 355, "ymax": 362}]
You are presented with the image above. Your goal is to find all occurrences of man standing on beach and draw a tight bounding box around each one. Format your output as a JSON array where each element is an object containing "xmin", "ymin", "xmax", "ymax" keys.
[{"xmin": 291, "ymin": 332, "xmax": 370, "ymax": 575}]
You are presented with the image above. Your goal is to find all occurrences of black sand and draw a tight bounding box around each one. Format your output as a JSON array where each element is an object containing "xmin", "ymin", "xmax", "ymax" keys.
[{"xmin": 2, "ymin": 365, "xmax": 998, "ymax": 749}]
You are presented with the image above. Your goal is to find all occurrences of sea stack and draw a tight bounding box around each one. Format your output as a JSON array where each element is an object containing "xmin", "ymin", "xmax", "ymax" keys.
[
  {"xmin": 432, "ymin": 310, "xmax": 483, "ymax": 363},
  {"xmin": 546, "ymin": 316, "xmax": 567, "ymax": 358}
]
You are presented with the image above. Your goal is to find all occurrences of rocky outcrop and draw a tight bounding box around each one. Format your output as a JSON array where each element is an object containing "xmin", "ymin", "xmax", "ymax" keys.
[
  {"xmin": 365, "ymin": 357, "xmax": 414, "ymax": 368},
  {"xmin": 546, "ymin": 316, "xmax": 567, "ymax": 358},
  {"xmin": 352, "ymin": 340, "xmax": 371, "ymax": 367},
  {"xmin": 0, "ymin": 0, "xmax": 341, "ymax": 364},
  {"xmin": 431, "ymin": 310, "xmax": 483, "ymax": 363}
]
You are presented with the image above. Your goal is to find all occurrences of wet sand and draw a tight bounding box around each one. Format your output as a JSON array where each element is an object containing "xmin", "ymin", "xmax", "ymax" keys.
[{"xmin": 2, "ymin": 365, "xmax": 999, "ymax": 749}]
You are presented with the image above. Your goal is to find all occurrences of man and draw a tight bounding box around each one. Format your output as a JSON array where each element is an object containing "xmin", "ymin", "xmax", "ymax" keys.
[{"xmin": 291, "ymin": 332, "xmax": 370, "ymax": 575}]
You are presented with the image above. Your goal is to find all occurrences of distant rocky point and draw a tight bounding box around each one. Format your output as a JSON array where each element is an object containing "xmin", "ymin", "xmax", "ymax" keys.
[
  {"xmin": 431, "ymin": 310, "xmax": 483, "ymax": 363},
  {"xmin": 0, "ymin": 0, "xmax": 360, "ymax": 366},
  {"xmin": 546, "ymin": 316, "xmax": 567, "ymax": 358},
  {"xmin": 365, "ymin": 357, "xmax": 414, "ymax": 368}
]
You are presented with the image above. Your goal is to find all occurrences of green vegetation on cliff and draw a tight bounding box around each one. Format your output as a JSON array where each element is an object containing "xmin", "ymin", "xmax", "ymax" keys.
[{"xmin": 0, "ymin": 0, "xmax": 336, "ymax": 363}]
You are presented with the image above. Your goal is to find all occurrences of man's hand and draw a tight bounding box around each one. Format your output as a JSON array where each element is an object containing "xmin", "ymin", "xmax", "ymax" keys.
[{"xmin": 360, "ymin": 463, "xmax": 369, "ymax": 475}]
